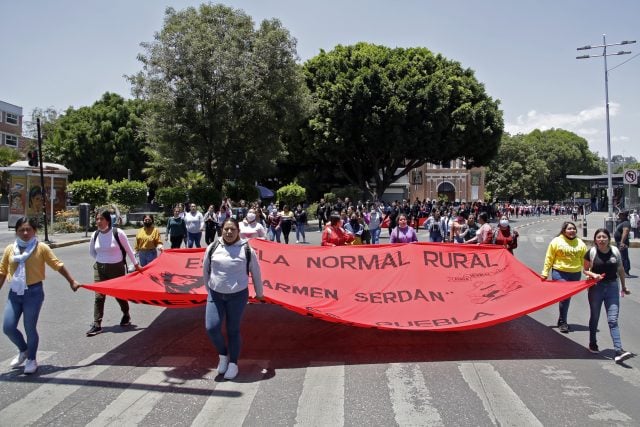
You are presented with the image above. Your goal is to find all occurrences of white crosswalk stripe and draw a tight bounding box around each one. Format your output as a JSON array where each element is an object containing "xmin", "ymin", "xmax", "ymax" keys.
[
  {"xmin": 0, "ymin": 352, "xmax": 124, "ymax": 426},
  {"xmin": 387, "ymin": 363, "xmax": 443, "ymax": 426},
  {"xmin": 1, "ymin": 350, "xmax": 56, "ymax": 369},
  {"xmin": 295, "ymin": 362, "xmax": 345, "ymax": 426},
  {"xmin": 460, "ymin": 362, "xmax": 543, "ymax": 426},
  {"xmin": 192, "ymin": 359, "xmax": 267, "ymax": 427},
  {"xmin": 87, "ymin": 356, "xmax": 195, "ymax": 427}
]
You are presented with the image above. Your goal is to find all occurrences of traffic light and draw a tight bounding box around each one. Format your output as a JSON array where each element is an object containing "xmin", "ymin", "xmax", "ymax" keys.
[{"xmin": 27, "ymin": 150, "xmax": 39, "ymax": 167}]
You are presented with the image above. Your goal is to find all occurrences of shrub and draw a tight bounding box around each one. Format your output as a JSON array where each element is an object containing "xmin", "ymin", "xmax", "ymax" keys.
[
  {"xmin": 276, "ymin": 182, "xmax": 306, "ymax": 208},
  {"xmin": 109, "ymin": 179, "xmax": 147, "ymax": 209},
  {"xmin": 67, "ymin": 178, "xmax": 109, "ymax": 208},
  {"xmin": 156, "ymin": 186, "xmax": 186, "ymax": 210}
]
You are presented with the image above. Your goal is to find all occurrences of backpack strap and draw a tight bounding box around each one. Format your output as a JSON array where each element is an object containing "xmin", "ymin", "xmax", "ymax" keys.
[{"xmin": 93, "ymin": 228, "xmax": 127, "ymax": 262}]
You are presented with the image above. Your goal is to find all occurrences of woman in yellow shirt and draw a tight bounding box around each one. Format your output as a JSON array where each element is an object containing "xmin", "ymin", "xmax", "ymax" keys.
[
  {"xmin": 0, "ymin": 217, "xmax": 81, "ymax": 374},
  {"xmin": 540, "ymin": 221, "xmax": 588, "ymax": 333},
  {"xmin": 134, "ymin": 215, "xmax": 164, "ymax": 267}
]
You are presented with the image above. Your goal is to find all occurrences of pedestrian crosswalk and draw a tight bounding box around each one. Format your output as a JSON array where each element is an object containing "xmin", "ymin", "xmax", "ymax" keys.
[{"xmin": 1, "ymin": 351, "xmax": 637, "ymax": 426}]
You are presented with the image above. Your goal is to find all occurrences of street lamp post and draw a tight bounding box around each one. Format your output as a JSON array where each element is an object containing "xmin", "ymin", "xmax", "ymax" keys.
[{"xmin": 577, "ymin": 35, "xmax": 635, "ymax": 231}]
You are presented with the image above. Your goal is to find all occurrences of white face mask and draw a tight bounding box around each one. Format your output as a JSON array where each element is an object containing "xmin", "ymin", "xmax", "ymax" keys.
[
  {"xmin": 246, "ymin": 212, "xmax": 256, "ymax": 222},
  {"xmin": 499, "ymin": 219, "xmax": 509, "ymax": 227}
]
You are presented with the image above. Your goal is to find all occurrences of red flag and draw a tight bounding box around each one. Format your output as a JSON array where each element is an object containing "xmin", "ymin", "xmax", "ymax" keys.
[{"xmin": 83, "ymin": 240, "xmax": 593, "ymax": 331}]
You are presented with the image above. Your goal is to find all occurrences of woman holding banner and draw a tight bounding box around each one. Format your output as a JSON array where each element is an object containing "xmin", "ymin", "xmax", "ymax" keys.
[
  {"xmin": 203, "ymin": 218, "xmax": 263, "ymax": 380},
  {"xmin": 582, "ymin": 228, "xmax": 632, "ymax": 362},
  {"xmin": 540, "ymin": 221, "xmax": 588, "ymax": 334},
  {"xmin": 0, "ymin": 217, "xmax": 81, "ymax": 374}
]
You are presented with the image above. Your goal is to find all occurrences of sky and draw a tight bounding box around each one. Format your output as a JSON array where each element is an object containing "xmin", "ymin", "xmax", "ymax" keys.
[{"xmin": 2, "ymin": 0, "xmax": 639, "ymax": 161}]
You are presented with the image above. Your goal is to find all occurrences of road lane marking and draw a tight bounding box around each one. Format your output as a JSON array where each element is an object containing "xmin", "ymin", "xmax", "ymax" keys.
[
  {"xmin": 1, "ymin": 350, "xmax": 56, "ymax": 369},
  {"xmin": 295, "ymin": 362, "xmax": 344, "ymax": 426},
  {"xmin": 87, "ymin": 356, "xmax": 194, "ymax": 427},
  {"xmin": 191, "ymin": 359, "xmax": 267, "ymax": 427},
  {"xmin": 387, "ymin": 363, "xmax": 443, "ymax": 427},
  {"xmin": 0, "ymin": 353, "xmax": 123, "ymax": 426},
  {"xmin": 601, "ymin": 361, "xmax": 640, "ymax": 387},
  {"xmin": 460, "ymin": 362, "xmax": 542, "ymax": 426}
]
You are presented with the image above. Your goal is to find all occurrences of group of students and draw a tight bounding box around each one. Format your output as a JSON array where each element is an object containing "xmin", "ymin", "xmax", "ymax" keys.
[{"xmin": 1, "ymin": 206, "xmax": 633, "ymax": 378}]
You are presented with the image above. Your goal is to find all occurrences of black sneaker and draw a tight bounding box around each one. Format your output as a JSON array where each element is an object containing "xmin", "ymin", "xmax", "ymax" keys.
[
  {"xmin": 558, "ymin": 323, "xmax": 570, "ymax": 333},
  {"xmin": 120, "ymin": 314, "xmax": 131, "ymax": 326},
  {"xmin": 614, "ymin": 350, "xmax": 632, "ymax": 363},
  {"xmin": 588, "ymin": 343, "xmax": 599, "ymax": 354},
  {"xmin": 86, "ymin": 324, "xmax": 102, "ymax": 336}
]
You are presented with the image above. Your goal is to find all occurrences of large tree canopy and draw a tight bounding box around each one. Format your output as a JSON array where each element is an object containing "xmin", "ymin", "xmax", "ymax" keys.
[
  {"xmin": 43, "ymin": 92, "xmax": 147, "ymax": 181},
  {"xmin": 298, "ymin": 42, "xmax": 503, "ymax": 197},
  {"xmin": 130, "ymin": 3, "xmax": 309, "ymax": 189},
  {"xmin": 486, "ymin": 129, "xmax": 604, "ymax": 202}
]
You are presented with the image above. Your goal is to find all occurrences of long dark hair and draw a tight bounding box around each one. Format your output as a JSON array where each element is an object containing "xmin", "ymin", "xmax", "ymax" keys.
[
  {"xmin": 557, "ymin": 221, "xmax": 576, "ymax": 237},
  {"xmin": 97, "ymin": 210, "xmax": 112, "ymax": 228}
]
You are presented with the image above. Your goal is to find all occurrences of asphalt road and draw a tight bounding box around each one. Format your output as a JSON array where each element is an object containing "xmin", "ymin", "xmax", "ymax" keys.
[{"xmin": 0, "ymin": 216, "xmax": 638, "ymax": 426}]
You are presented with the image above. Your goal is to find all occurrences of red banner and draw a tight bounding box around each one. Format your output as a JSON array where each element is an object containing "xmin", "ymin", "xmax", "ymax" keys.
[{"xmin": 83, "ymin": 240, "xmax": 594, "ymax": 331}]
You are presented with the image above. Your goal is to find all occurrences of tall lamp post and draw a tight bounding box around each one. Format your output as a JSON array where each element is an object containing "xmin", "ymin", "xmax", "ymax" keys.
[{"xmin": 576, "ymin": 35, "xmax": 635, "ymax": 231}]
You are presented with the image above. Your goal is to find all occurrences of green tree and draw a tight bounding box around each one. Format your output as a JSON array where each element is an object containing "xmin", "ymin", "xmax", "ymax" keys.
[
  {"xmin": 297, "ymin": 42, "xmax": 503, "ymax": 198},
  {"xmin": 130, "ymin": 4, "xmax": 310, "ymax": 190},
  {"xmin": 43, "ymin": 92, "xmax": 147, "ymax": 181},
  {"xmin": 67, "ymin": 178, "xmax": 109, "ymax": 207},
  {"xmin": 486, "ymin": 129, "xmax": 604, "ymax": 202}
]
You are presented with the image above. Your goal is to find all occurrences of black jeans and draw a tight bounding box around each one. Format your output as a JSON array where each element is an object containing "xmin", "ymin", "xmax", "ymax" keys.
[{"xmin": 93, "ymin": 261, "xmax": 129, "ymax": 324}]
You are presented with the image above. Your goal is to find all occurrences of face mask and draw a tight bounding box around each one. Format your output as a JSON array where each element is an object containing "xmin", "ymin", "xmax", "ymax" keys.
[
  {"xmin": 144, "ymin": 221, "xmax": 152, "ymax": 227},
  {"xmin": 246, "ymin": 212, "xmax": 256, "ymax": 222},
  {"xmin": 499, "ymin": 220, "xmax": 509, "ymax": 227}
]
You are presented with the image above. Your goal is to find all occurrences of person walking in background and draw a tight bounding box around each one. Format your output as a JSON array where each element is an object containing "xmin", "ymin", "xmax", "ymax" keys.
[
  {"xmin": 583, "ymin": 228, "xmax": 632, "ymax": 363},
  {"xmin": 461, "ymin": 215, "xmax": 479, "ymax": 242},
  {"xmin": 184, "ymin": 203, "xmax": 204, "ymax": 248},
  {"xmin": 267, "ymin": 207, "xmax": 282, "ymax": 243},
  {"xmin": 614, "ymin": 210, "xmax": 632, "ymax": 277},
  {"xmin": 540, "ymin": 221, "xmax": 588, "ymax": 333},
  {"xmin": 0, "ymin": 217, "xmax": 81, "ymax": 374},
  {"xmin": 322, "ymin": 211, "xmax": 355, "ymax": 246},
  {"xmin": 492, "ymin": 215, "xmax": 519, "ymax": 254},
  {"xmin": 316, "ymin": 199, "xmax": 330, "ymax": 232},
  {"xmin": 629, "ymin": 209, "xmax": 639, "ymax": 239},
  {"xmin": 389, "ymin": 214, "xmax": 418, "ymax": 243},
  {"xmin": 344, "ymin": 212, "xmax": 365, "ymax": 245},
  {"xmin": 203, "ymin": 205, "xmax": 219, "ymax": 245},
  {"xmin": 425, "ymin": 210, "xmax": 447, "ymax": 243},
  {"xmin": 203, "ymin": 218, "xmax": 263, "ymax": 380},
  {"xmin": 239, "ymin": 209, "xmax": 267, "ymax": 240},
  {"xmin": 166, "ymin": 207, "xmax": 188, "ymax": 249},
  {"xmin": 87, "ymin": 211, "xmax": 142, "ymax": 337},
  {"xmin": 294, "ymin": 204, "xmax": 307, "ymax": 244},
  {"xmin": 465, "ymin": 212, "xmax": 492, "ymax": 245},
  {"xmin": 280, "ymin": 205, "xmax": 295, "ymax": 244},
  {"xmin": 368, "ymin": 203, "xmax": 383, "ymax": 244},
  {"xmin": 134, "ymin": 214, "xmax": 163, "ymax": 267}
]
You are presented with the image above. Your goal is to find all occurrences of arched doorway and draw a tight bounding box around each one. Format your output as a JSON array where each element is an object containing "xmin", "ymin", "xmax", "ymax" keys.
[{"xmin": 437, "ymin": 181, "xmax": 456, "ymax": 202}]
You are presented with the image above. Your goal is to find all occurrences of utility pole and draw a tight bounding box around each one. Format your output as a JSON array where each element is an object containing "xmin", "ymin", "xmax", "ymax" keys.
[{"xmin": 577, "ymin": 35, "xmax": 635, "ymax": 231}]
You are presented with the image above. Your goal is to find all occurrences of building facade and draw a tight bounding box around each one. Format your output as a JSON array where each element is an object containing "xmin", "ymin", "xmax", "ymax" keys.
[
  {"xmin": 408, "ymin": 159, "xmax": 485, "ymax": 203},
  {"xmin": 0, "ymin": 100, "xmax": 27, "ymax": 151}
]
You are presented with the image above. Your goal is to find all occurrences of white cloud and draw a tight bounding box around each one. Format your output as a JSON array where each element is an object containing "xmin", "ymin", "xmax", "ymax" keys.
[{"xmin": 505, "ymin": 103, "xmax": 619, "ymax": 136}]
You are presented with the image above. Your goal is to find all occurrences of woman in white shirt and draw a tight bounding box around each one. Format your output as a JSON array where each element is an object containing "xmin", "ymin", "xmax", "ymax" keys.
[{"xmin": 239, "ymin": 209, "xmax": 267, "ymax": 239}]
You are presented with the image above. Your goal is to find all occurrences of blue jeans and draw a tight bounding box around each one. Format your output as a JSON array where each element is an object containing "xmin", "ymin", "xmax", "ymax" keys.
[
  {"xmin": 551, "ymin": 269, "xmax": 582, "ymax": 324},
  {"xmin": 138, "ymin": 249, "xmax": 157, "ymax": 267},
  {"xmin": 3, "ymin": 282, "xmax": 44, "ymax": 360},
  {"xmin": 370, "ymin": 228, "xmax": 381, "ymax": 244},
  {"xmin": 588, "ymin": 279, "xmax": 622, "ymax": 351},
  {"xmin": 268, "ymin": 226, "xmax": 281, "ymax": 243},
  {"xmin": 295, "ymin": 222, "xmax": 306, "ymax": 242},
  {"xmin": 205, "ymin": 288, "xmax": 248, "ymax": 364},
  {"xmin": 187, "ymin": 231, "xmax": 202, "ymax": 248}
]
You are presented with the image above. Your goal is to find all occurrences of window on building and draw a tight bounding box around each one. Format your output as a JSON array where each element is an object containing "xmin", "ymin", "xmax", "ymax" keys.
[
  {"xmin": 4, "ymin": 134, "xmax": 18, "ymax": 146},
  {"xmin": 6, "ymin": 113, "xmax": 19, "ymax": 125}
]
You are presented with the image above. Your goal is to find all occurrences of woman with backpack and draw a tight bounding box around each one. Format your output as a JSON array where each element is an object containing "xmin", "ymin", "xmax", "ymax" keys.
[
  {"xmin": 87, "ymin": 211, "xmax": 142, "ymax": 337},
  {"xmin": 203, "ymin": 218, "xmax": 263, "ymax": 380},
  {"xmin": 583, "ymin": 228, "xmax": 632, "ymax": 363}
]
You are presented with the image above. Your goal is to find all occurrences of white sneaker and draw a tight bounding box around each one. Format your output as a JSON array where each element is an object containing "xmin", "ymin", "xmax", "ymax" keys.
[
  {"xmin": 224, "ymin": 362, "xmax": 238, "ymax": 380},
  {"xmin": 217, "ymin": 355, "xmax": 229, "ymax": 375},
  {"xmin": 10, "ymin": 351, "xmax": 27, "ymax": 368},
  {"xmin": 24, "ymin": 359, "xmax": 38, "ymax": 374}
]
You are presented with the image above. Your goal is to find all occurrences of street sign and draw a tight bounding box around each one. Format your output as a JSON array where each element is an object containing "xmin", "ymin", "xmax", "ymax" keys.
[{"xmin": 623, "ymin": 169, "xmax": 638, "ymax": 185}]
